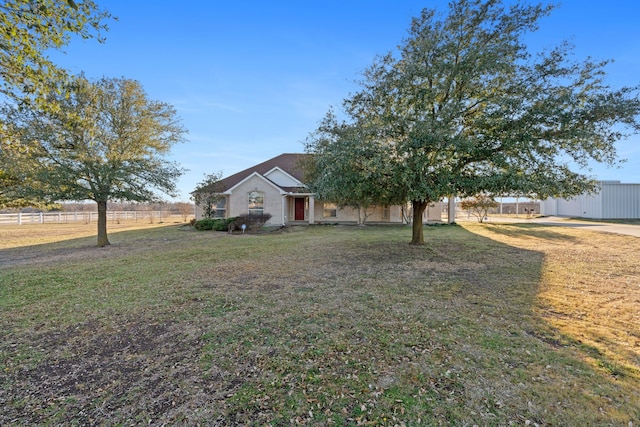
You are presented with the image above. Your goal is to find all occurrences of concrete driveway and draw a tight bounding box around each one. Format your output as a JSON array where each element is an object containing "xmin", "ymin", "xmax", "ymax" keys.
[{"xmin": 477, "ymin": 216, "xmax": 640, "ymax": 238}]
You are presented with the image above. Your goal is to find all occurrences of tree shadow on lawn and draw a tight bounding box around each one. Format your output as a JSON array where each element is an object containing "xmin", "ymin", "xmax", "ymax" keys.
[
  {"xmin": 0, "ymin": 224, "xmax": 638, "ymax": 425},
  {"xmin": 462, "ymin": 223, "xmax": 639, "ymax": 422},
  {"xmin": 481, "ymin": 222, "xmax": 581, "ymax": 242}
]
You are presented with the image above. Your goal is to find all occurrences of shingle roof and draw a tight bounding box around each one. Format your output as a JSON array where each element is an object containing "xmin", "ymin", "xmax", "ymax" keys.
[{"xmin": 209, "ymin": 153, "xmax": 310, "ymax": 193}]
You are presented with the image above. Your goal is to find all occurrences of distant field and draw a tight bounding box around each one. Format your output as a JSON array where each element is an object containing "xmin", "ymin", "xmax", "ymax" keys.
[
  {"xmin": 0, "ymin": 211, "xmax": 187, "ymax": 227},
  {"xmin": 1, "ymin": 222, "xmax": 638, "ymax": 425},
  {"xmin": 0, "ymin": 218, "xmax": 186, "ymax": 251}
]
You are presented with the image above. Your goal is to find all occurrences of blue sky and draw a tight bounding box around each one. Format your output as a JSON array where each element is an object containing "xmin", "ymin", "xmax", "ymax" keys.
[{"xmin": 51, "ymin": 1, "xmax": 640, "ymax": 201}]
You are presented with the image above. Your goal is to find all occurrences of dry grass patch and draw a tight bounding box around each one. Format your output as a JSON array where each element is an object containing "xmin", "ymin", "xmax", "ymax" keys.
[
  {"xmin": 1, "ymin": 223, "xmax": 638, "ymax": 425},
  {"xmin": 0, "ymin": 217, "xmax": 186, "ymax": 249},
  {"xmin": 0, "ymin": 220, "xmax": 190, "ymax": 269},
  {"xmin": 469, "ymin": 223, "xmax": 640, "ymax": 377}
]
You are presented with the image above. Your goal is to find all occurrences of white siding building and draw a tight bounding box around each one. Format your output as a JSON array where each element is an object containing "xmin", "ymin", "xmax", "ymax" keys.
[{"xmin": 540, "ymin": 181, "xmax": 640, "ymax": 219}]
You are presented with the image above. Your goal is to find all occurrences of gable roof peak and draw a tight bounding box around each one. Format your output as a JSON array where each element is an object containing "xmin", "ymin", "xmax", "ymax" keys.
[{"xmin": 214, "ymin": 153, "xmax": 310, "ymax": 192}]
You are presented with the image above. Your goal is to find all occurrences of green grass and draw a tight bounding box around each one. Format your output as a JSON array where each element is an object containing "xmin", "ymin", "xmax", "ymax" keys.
[{"xmin": 1, "ymin": 223, "xmax": 639, "ymax": 425}]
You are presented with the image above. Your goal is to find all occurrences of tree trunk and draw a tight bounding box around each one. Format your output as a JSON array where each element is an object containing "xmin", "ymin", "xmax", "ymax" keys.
[
  {"xmin": 96, "ymin": 199, "xmax": 110, "ymax": 247},
  {"xmin": 411, "ymin": 200, "xmax": 428, "ymax": 245}
]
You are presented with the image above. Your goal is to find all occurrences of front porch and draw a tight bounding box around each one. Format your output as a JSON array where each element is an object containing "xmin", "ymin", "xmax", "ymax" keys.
[
  {"xmin": 284, "ymin": 194, "xmax": 316, "ymax": 225},
  {"xmin": 284, "ymin": 195, "xmax": 410, "ymax": 225}
]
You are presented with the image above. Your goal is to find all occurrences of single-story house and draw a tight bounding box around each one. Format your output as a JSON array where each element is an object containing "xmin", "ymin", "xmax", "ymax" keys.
[
  {"xmin": 540, "ymin": 180, "xmax": 640, "ymax": 219},
  {"xmin": 193, "ymin": 153, "xmax": 442, "ymax": 226}
]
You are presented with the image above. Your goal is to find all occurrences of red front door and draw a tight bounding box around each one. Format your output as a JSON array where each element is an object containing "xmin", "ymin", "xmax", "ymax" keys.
[{"xmin": 294, "ymin": 198, "xmax": 305, "ymax": 221}]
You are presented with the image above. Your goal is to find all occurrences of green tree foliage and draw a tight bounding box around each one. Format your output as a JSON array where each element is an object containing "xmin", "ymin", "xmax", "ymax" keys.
[
  {"xmin": 304, "ymin": 110, "xmax": 397, "ymax": 224},
  {"xmin": 0, "ymin": 0, "xmax": 113, "ymax": 208},
  {"xmin": 191, "ymin": 172, "xmax": 225, "ymax": 219},
  {"xmin": 0, "ymin": 168, "xmax": 26, "ymax": 208},
  {"xmin": 1, "ymin": 75, "xmax": 187, "ymax": 246},
  {"xmin": 0, "ymin": 128, "xmax": 57, "ymax": 209},
  {"xmin": 0, "ymin": 0, "xmax": 113, "ymax": 106},
  {"xmin": 459, "ymin": 195, "xmax": 499, "ymax": 223},
  {"xmin": 306, "ymin": 0, "xmax": 640, "ymax": 244}
]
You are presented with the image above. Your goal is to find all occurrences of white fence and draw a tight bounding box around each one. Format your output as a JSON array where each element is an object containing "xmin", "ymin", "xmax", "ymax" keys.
[{"xmin": 0, "ymin": 211, "xmax": 182, "ymax": 225}]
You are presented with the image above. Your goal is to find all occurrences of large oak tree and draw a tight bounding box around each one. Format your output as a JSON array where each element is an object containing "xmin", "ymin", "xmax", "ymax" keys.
[
  {"xmin": 0, "ymin": 0, "xmax": 112, "ymax": 106},
  {"xmin": 306, "ymin": 0, "xmax": 640, "ymax": 244},
  {"xmin": 0, "ymin": 0, "xmax": 113, "ymax": 208},
  {"xmin": 1, "ymin": 75, "xmax": 187, "ymax": 246}
]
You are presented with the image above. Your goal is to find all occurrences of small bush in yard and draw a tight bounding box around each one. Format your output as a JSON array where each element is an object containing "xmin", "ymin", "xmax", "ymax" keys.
[
  {"xmin": 193, "ymin": 217, "xmax": 238, "ymax": 231},
  {"xmin": 460, "ymin": 194, "xmax": 499, "ymax": 223},
  {"xmin": 228, "ymin": 213, "xmax": 272, "ymax": 232},
  {"xmin": 194, "ymin": 214, "xmax": 272, "ymax": 232},
  {"xmin": 193, "ymin": 218, "xmax": 217, "ymax": 230},
  {"xmin": 192, "ymin": 218, "xmax": 227, "ymax": 231},
  {"xmin": 213, "ymin": 218, "xmax": 235, "ymax": 231}
]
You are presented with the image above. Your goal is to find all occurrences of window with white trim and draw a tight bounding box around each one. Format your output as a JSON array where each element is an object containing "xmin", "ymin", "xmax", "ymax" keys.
[
  {"xmin": 248, "ymin": 191, "xmax": 264, "ymax": 215},
  {"xmin": 323, "ymin": 202, "xmax": 337, "ymax": 218},
  {"xmin": 213, "ymin": 197, "xmax": 226, "ymax": 218}
]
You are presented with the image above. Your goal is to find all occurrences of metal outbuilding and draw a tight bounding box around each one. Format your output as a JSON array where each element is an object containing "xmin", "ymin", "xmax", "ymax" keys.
[{"xmin": 540, "ymin": 181, "xmax": 640, "ymax": 219}]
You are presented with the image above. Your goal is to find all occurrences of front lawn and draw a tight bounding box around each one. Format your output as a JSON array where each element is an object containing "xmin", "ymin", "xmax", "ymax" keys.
[{"xmin": 1, "ymin": 222, "xmax": 638, "ymax": 425}]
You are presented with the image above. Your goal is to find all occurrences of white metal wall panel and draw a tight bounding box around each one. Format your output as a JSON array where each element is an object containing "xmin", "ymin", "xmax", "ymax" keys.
[
  {"xmin": 540, "ymin": 198, "xmax": 556, "ymax": 216},
  {"xmin": 556, "ymin": 198, "xmax": 582, "ymax": 217},
  {"xmin": 581, "ymin": 191, "xmax": 604, "ymax": 219},
  {"xmin": 541, "ymin": 182, "xmax": 640, "ymax": 219},
  {"xmin": 602, "ymin": 183, "xmax": 640, "ymax": 218}
]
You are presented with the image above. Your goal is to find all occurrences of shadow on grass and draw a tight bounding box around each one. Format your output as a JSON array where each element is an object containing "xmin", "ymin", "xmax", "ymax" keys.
[
  {"xmin": 483, "ymin": 222, "xmax": 580, "ymax": 242},
  {"xmin": 0, "ymin": 224, "xmax": 638, "ymax": 425}
]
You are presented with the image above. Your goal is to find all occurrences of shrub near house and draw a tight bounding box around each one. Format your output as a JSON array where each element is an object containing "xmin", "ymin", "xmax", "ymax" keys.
[
  {"xmin": 193, "ymin": 218, "xmax": 231, "ymax": 231},
  {"xmin": 193, "ymin": 213, "xmax": 272, "ymax": 232}
]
